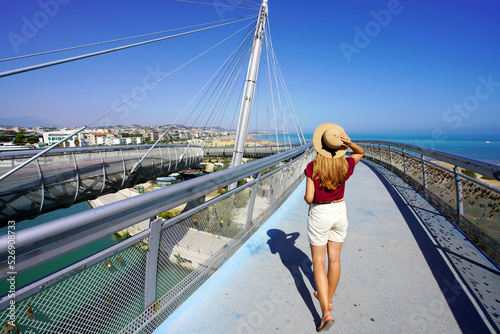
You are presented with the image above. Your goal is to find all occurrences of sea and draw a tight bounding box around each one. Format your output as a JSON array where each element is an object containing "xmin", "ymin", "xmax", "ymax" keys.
[
  {"xmin": 2, "ymin": 132, "xmax": 499, "ymax": 294},
  {"xmin": 253, "ymin": 133, "xmax": 500, "ymax": 165}
]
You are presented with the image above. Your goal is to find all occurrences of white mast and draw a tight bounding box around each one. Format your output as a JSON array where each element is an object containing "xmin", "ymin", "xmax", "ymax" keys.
[{"xmin": 231, "ymin": 0, "xmax": 268, "ymax": 171}]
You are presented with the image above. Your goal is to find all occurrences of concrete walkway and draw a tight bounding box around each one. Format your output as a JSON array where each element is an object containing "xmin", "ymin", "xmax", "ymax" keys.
[{"xmin": 153, "ymin": 160, "xmax": 500, "ymax": 333}]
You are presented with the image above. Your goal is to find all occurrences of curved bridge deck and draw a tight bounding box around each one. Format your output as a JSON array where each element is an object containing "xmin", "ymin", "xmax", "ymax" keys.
[{"xmin": 154, "ymin": 160, "xmax": 499, "ymax": 333}]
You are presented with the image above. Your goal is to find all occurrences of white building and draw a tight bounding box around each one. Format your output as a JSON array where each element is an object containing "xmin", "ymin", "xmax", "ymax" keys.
[
  {"xmin": 112, "ymin": 138, "xmax": 127, "ymax": 145},
  {"xmin": 42, "ymin": 130, "xmax": 79, "ymax": 147},
  {"xmin": 125, "ymin": 137, "xmax": 145, "ymax": 145}
]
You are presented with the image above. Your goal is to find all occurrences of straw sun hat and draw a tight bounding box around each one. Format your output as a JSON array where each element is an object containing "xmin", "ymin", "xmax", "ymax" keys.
[{"xmin": 313, "ymin": 123, "xmax": 347, "ymax": 159}]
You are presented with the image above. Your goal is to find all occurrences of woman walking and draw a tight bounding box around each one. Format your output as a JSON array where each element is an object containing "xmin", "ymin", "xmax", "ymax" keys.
[{"xmin": 304, "ymin": 123, "xmax": 364, "ymax": 331}]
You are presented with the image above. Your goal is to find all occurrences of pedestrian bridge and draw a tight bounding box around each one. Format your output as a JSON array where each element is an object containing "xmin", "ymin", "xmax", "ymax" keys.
[
  {"xmin": 154, "ymin": 160, "xmax": 500, "ymax": 333},
  {"xmin": 0, "ymin": 142, "xmax": 498, "ymax": 333}
]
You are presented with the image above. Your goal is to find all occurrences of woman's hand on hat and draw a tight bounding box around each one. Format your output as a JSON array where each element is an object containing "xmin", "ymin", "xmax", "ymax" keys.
[{"xmin": 340, "ymin": 134, "xmax": 351, "ymax": 147}]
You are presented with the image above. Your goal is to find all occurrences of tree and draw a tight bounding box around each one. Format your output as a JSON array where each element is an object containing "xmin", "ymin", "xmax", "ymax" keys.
[
  {"xmin": 12, "ymin": 134, "xmax": 27, "ymax": 145},
  {"xmin": 0, "ymin": 135, "xmax": 9, "ymax": 142},
  {"xmin": 27, "ymin": 136, "xmax": 39, "ymax": 144},
  {"xmin": 159, "ymin": 211, "xmax": 174, "ymax": 220},
  {"xmin": 461, "ymin": 169, "xmax": 477, "ymax": 179}
]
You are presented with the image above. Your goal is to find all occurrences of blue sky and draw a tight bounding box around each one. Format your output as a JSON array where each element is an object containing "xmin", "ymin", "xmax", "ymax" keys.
[{"xmin": 0, "ymin": 0, "xmax": 499, "ymax": 136}]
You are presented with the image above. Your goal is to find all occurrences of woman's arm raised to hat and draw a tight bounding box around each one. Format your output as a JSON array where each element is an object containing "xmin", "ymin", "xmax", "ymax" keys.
[{"xmin": 341, "ymin": 134, "xmax": 364, "ymax": 164}]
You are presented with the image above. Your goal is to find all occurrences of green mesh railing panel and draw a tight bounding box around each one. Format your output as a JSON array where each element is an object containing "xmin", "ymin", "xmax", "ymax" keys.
[{"xmin": 0, "ymin": 243, "xmax": 148, "ymax": 333}]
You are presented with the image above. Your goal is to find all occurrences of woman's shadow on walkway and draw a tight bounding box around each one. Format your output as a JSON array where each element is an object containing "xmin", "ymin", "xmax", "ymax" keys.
[{"xmin": 266, "ymin": 229, "xmax": 320, "ymax": 324}]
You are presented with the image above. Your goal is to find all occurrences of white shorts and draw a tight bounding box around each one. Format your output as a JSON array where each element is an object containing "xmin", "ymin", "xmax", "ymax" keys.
[{"xmin": 307, "ymin": 201, "xmax": 348, "ymax": 246}]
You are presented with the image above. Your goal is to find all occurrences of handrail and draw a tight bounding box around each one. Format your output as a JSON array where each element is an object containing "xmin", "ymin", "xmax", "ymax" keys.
[
  {"xmin": 0, "ymin": 143, "xmax": 195, "ymax": 157},
  {"xmin": 0, "ymin": 143, "xmax": 301, "ymax": 158},
  {"xmin": 356, "ymin": 140, "xmax": 500, "ymax": 181}
]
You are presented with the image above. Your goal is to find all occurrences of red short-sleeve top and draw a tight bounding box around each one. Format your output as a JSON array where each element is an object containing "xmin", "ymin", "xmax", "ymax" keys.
[{"xmin": 304, "ymin": 157, "xmax": 356, "ymax": 204}]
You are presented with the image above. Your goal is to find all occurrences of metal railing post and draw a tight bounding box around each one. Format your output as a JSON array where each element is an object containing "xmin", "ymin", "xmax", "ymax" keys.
[
  {"xmin": 421, "ymin": 154, "xmax": 427, "ymax": 190},
  {"xmin": 144, "ymin": 218, "xmax": 161, "ymax": 309},
  {"xmin": 120, "ymin": 149, "xmax": 127, "ymax": 188},
  {"xmin": 453, "ymin": 166, "xmax": 464, "ymax": 218},
  {"xmin": 388, "ymin": 146, "xmax": 392, "ymax": 169},
  {"xmin": 159, "ymin": 146, "xmax": 164, "ymax": 176},
  {"xmin": 99, "ymin": 150, "xmax": 107, "ymax": 195},
  {"xmin": 246, "ymin": 173, "xmax": 262, "ymax": 226},
  {"xmin": 402, "ymin": 149, "xmax": 407, "ymax": 175},
  {"xmin": 379, "ymin": 144, "xmax": 382, "ymax": 163},
  {"xmin": 71, "ymin": 152, "xmax": 80, "ymax": 205},
  {"xmin": 35, "ymin": 159, "xmax": 45, "ymax": 214}
]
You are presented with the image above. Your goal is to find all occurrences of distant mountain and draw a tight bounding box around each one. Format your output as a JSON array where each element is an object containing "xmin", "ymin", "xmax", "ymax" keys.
[
  {"xmin": 0, "ymin": 116, "xmax": 56, "ymax": 128},
  {"xmin": 0, "ymin": 117, "xmax": 236, "ymax": 133}
]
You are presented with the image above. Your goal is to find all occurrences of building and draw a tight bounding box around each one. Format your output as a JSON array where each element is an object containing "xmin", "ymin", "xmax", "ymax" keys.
[
  {"xmin": 112, "ymin": 138, "xmax": 127, "ymax": 145},
  {"xmin": 86, "ymin": 132, "xmax": 118, "ymax": 146},
  {"xmin": 42, "ymin": 130, "xmax": 79, "ymax": 147},
  {"xmin": 125, "ymin": 137, "xmax": 146, "ymax": 145},
  {"xmin": 143, "ymin": 131, "xmax": 159, "ymax": 142}
]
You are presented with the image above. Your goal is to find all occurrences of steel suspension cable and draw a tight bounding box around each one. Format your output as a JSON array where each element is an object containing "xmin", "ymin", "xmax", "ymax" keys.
[
  {"xmin": 184, "ymin": 26, "xmax": 253, "ymax": 155},
  {"xmin": 176, "ymin": 22, "xmax": 254, "ymax": 129},
  {"xmin": 0, "ymin": 21, "xmax": 254, "ymax": 182},
  {"xmin": 264, "ymin": 28, "xmax": 279, "ymax": 151},
  {"xmin": 233, "ymin": 0, "xmax": 260, "ymax": 8},
  {"xmin": 171, "ymin": 0, "xmax": 256, "ymax": 10},
  {"xmin": 267, "ymin": 22, "xmax": 305, "ymax": 145},
  {"xmin": 265, "ymin": 23, "xmax": 305, "ymax": 146},
  {"xmin": 131, "ymin": 21, "xmax": 255, "ymax": 171},
  {"xmin": 176, "ymin": 25, "xmax": 252, "ymax": 155},
  {"xmin": 0, "ymin": 16, "xmax": 255, "ymax": 79},
  {"xmin": 268, "ymin": 37, "xmax": 290, "ymax": 148},
  {"xmin": 0, "ymin": 15, "xmax": 255, "ymax": 63},
  {"xmin": 198, "ymin": 30, "xmax": 254, "ymax": 131},
  {"xmin": 187, "ymin": 24, "xmax": 254, "ymax": 130},
  {"xmin": 203, "ymin": 50, "xmax": 248, "ymax": 131}
]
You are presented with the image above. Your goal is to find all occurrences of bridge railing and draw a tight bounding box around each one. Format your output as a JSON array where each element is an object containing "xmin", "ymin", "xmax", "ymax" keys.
[
  {"xmin": 204, "ymin": 144, "xmax": 299, "ymax": 158},
  {"xmin": 358, "ymin": 140, "xmax": 500, "ymax": 266},
  {"xmin": 0, "ymin": 143, "xmax": 313, "ymax": 333}
]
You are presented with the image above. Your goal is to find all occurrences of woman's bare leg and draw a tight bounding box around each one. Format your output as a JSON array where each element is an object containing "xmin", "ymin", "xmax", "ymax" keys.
[
  {"xmin": 310, "ymin": 243, "xmax": 331, "ymax": 316},
  {"xmin": 327, "ymin": 241, "xmax": 343, "ymax": 303}
]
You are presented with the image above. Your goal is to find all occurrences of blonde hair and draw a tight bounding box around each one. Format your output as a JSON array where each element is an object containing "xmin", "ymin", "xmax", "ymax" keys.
[{"xmin": 312, "ymin": 154, "xmax": 349, "ymax": 191}]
